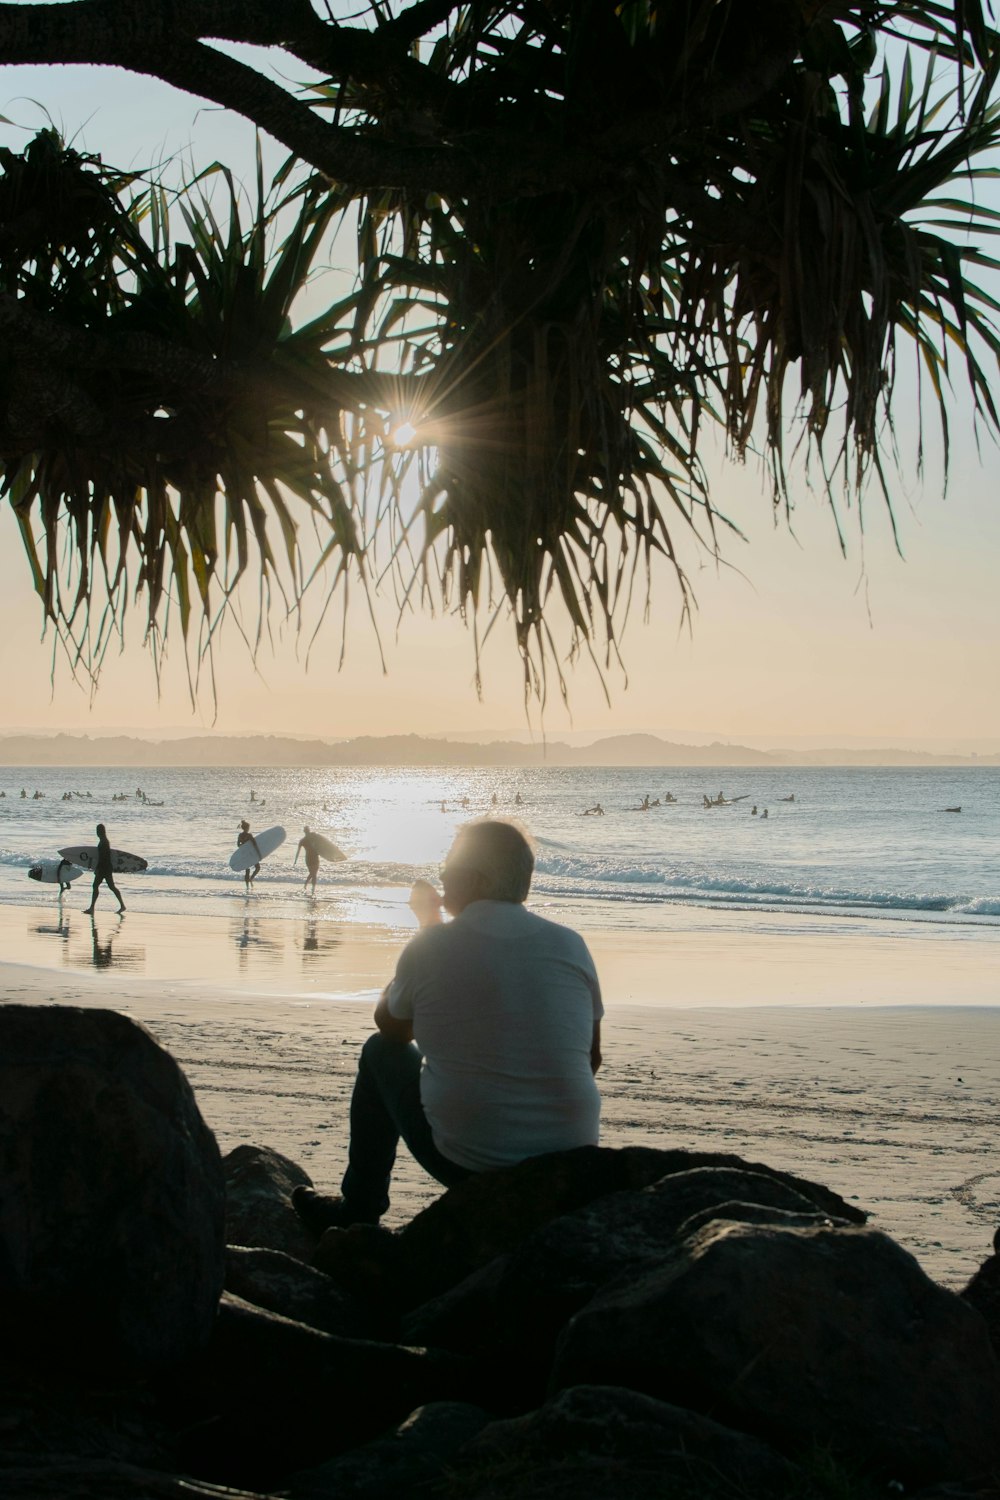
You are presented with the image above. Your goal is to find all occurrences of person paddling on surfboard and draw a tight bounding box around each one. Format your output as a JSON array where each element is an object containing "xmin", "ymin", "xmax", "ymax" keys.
[
  {"xmin": 237, "ymin": 820, "xmax": 262, "ymax": 888},
  {"xmin": 297, "ymin": 826, "xmax": 321, "ymax": 897},
  {"xmin": 83, "ymin": 823, "xmax": 125, "ymax": 915}
]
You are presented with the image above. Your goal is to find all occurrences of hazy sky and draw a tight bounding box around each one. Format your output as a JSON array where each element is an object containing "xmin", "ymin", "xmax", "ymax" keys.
[{"xmin": 1, "ymin": 49, "xmax": 998, "ymax": 750}]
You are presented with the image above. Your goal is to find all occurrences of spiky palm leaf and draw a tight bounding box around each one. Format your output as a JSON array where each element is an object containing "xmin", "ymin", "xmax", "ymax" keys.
[
  {"xmin": 326, "ymin": 1, "xmax": 1000, "ymax": 699},
  {"xmin": 0, "ymin": 132, "xmax": 370, "ymax": 692},
  {"xmin": 1, "ymin": 2, "xmax": 999, "ymax": 704}
]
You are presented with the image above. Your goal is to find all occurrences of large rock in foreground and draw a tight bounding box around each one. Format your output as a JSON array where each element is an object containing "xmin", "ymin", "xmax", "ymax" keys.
[
  {"xmin": 222, "ymin": 1143, "xmax": 314, "ymax": 1260},
  {"xmin": 167, "ymin": 1293, "xmax": 481, "ymax": 1486},
  {"xmin": 0, "ymin": 1458, "xmax": 270, "ymax": 1499},
  {"xmin": 552, "ymin": 1219, "xmax": 1000, "ymax": 1486},
  {"xmin": 450, "ymin": 1384, "xmax": 800, "ymax": 1500},
  {"xmin": 313, "ymin": 1144, "xmax": 864, "ymax": 1310},
  {"xmin": 962, "ymin": 1226, "xmax": 1000, "ymax": 1362},
  {"xmin": 0, "ymin": 1004, "xmax": 225, "ymax": 1372}
]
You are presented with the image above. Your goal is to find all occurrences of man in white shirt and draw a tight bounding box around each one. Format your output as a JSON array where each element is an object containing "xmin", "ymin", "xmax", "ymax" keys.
[{"xmin": 293, "ymin": 820, "xmax": 603, "ymax": 1230}]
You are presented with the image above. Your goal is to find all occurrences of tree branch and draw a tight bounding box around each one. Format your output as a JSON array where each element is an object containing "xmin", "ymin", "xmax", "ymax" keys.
[
  {"xmin": 0, "ymin": 294, "xmax": 424, "ymax": 425},
  {"xmin": 0, "ymin": 0, "xmax": 830, "ymax": 215},
  {"xmin": 377, "ymin": 0, "xmax": 460, "ymax": 47}
]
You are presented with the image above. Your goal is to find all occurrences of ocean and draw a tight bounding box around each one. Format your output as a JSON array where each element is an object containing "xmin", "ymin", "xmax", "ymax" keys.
[{"xmin": 1, "ymin": 763, "xmax": 997, "ymax": 943}]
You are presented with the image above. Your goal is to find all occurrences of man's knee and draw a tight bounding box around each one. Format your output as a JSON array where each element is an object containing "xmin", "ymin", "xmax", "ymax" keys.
[
  {"xmin": 359, "ymin": 1030, "xmax": 419, "ymax": 1080},
  {"xmin": 361, "ymin": 1031, "xmax": 407, "ymax": 1063}
]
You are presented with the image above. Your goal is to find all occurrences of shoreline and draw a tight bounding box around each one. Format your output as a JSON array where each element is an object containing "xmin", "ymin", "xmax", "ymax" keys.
[{"xmin": 0, "ymin": 897, "xmax": 998, "ymax": 1009}]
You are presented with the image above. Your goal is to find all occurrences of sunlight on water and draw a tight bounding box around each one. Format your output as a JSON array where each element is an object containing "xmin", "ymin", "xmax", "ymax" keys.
[
  {"xmin": 338, "ymin": 772, "xmax": 457, "ymax": 865},
  {"xmin": 0, "ymin": 764, "xmax": 997, "ymax": 948}
]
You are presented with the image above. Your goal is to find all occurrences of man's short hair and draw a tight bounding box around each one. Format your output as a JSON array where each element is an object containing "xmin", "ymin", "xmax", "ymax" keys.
[{"xmin": 453, "ymin": 820, "xmax": 534, "ymax": 903}]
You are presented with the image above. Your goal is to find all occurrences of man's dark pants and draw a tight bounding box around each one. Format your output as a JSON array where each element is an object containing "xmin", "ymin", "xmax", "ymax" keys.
[{"xmin": 341, "ymin": 1032, "xmax": 471, "ymax": 1220}]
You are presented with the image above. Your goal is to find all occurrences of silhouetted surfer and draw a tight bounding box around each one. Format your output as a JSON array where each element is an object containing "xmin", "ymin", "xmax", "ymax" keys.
[
  {"xmin": 298, "ymin": 826, "xmax": 321, "ymax": 897},
  {"xmin": 83, "ymin": 823, "xmax": 125, "ymax": 915},
  {"xmin": 237, "ymin": 819, "xmax": 261, "ymax": 889}
]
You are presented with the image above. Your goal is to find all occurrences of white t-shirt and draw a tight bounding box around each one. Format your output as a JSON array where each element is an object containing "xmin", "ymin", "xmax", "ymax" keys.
[{"xmin": 386, "ymin": 900, "xmax": 604, "ymax": 1172}]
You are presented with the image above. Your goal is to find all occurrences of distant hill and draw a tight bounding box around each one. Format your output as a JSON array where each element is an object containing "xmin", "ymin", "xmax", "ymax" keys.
[{"xmin": 0, "ymin": 731, "xmax": 996, "ymax": 768}]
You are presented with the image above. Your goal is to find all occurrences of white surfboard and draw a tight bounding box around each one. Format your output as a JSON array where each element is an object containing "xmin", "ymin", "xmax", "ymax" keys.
[
  {"xmin": 29, "ymin": 859, "xmax": 85, "ymax": 885},
  {"xmin": 230, "ymin": 825, "xmax": 286, "ymax": 872},
  {"xmin": 58, "ymin": 844, "xmax": 148, "ymax": 874}
]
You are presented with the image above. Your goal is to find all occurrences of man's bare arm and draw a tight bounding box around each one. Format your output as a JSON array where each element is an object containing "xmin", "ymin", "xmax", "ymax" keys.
[
  {"xmin": 591, "ymin": 1020, "xmax": 602, "ymax": 1074},
  {"xmin": 374, "ymin": 985, "xmax": 415, "ymax": 1044}
]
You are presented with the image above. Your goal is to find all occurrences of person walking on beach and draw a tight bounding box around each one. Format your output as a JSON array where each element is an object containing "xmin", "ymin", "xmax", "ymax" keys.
[
  {"xmin": 292, "ymin": 819, "xmax": 604, "ymax": 1231},
  {"xmin": 237, "ymin": 819, "xmax": 261, "ymax": 889},
  {"xmin": 298, "ymin": 826, "xmax": 321, "ymax": 898},
  {"xmin": 83, "ymin": 823, "xmax": 125, "ymax": 915}
]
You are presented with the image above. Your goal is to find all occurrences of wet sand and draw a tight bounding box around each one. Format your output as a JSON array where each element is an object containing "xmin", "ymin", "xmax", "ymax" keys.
[{"xmin": 1, "ymin": 901, "xmax": 997, "ymax": 1290}]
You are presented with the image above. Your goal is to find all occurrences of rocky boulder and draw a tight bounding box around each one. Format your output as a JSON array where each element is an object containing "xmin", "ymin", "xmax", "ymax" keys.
[
  {"xmin": 551, "ymin": 1219, "xmax": 1000, "ymax": 1486},
  {"xmin": 0, "ymin": 1459, "xmax": 271, "ymax": 1500},
  {"xmin": 165, "ymin": 1292, "xmax": 484, "ymax": 1488},
  {"xmin": 447, "ymin": 1384, "xmax": 801, "ymax": 1500},
  {"xmin": 224, "ymin": 1245, "xmax": 377, "ymax": 1340},
  {"xmin": 961, "ymin": 1227, "xmax": 1000, "ymax": 1361},
  {"xmin": 403, "ymin": 1165, "xmax": 837, "ymax": 1381},
  {"xmin": 0, "ymin": 1004, "xmax": 224, "ymax": 1373},
  {"xmin": 222, "ymin": 1143, "xmax": 314, "ymax": 1259},
  {"xmin": 284, "ymin": 1400, "xmax": 490, "ymax": 1500},
  {"xmin": 313, "ymin": 1145, "xmax": 863, "ymax": 1310}
]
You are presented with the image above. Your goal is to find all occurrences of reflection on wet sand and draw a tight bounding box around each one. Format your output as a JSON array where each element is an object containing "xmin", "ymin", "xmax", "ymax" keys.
[
  {"xmin": 18, "ymin": 900, "xmax": 396, "ymax": 990},
  {"xmin": 300, "ymin": 915, "xmax": 343, "ymax": 967},
  {"xmin": 85, "ymin": 914, "xmax": 145, "ymax": 973},
  {"xmin": 30, "ymin": 908, "xmax": 146, "ymax": 973},
  {"xmin": 233, "ymin": 913, "xmax": 286, "ymax": 975},
  {"xmin": 32, "ymin": 909, "xmax": 70, "ymax": 947}
]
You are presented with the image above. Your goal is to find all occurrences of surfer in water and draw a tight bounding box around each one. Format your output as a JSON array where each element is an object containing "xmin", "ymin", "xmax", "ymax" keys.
[
  {"xmin": 298, "ymin": 826, "xmax": 321, "ymax": 898},
  {"xmin": 237, "ymin": 820, "xmax": 261, "ymax": 889},
  {"xmin": 83, "ymin": 823, "xmax": 125, "ymax": 915}
]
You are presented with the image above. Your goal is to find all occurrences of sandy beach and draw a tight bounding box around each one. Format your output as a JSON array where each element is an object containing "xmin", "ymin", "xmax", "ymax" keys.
[{"xmin": 2, "ymin": 900, "xmax": 997, "ymax": 1291}]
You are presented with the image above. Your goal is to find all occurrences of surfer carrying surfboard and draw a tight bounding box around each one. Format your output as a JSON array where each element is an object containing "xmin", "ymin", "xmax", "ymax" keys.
[
  {"xmin": 237, "ymin": 820, "xmax": 262, "ymax": 888},
  {"xmin": 298, "ymin": 827, "xmax": 321, "ymax": 897},
  {"xmin": 83, "ymin": 824, "xmax": 126, "ymax": 915}
]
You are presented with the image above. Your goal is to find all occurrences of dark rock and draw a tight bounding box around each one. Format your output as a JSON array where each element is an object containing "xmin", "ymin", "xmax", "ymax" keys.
[
  {"xmin": 285, "ymin": 1400, "xmax": 490, "ymax": 1500},
  {"xmin": 222, "ymin": 1143, "xmax": 314, "ymax": 1259},
  {"xmin": 313, "ymin": 1145, "xmax": 863, "ymax": 1311},
  {"xmin": 910, "ymin": 1485, "xmax": 1000, "ymax": 1500},
  {"xmin": 0, "ymin": 1458, "xmax": 270, "ymax": 1498},
  {"xmin": 0, "ymin": 1365, "xmax": 176, "ymax": 1473},
  {"xmin": 224, "ymin": 1245, "xmax": 377, "ymax": 1339},
  {"xmin": 962, "ymin": 1244, "xmax": 1000, "ymax": 1362},
  {"xmin": 164, "ymin": 1291, "xmax": 483, "ymax": 1489},
  {"xmin": 551, "ymin": 1219, "xmax": 1000, "ymax": 1486},
  {"xmin": 403, "ymin": 1166, "xmax": 835, "ymax": 1384},
  {"xmin": 676, "ymin": 1199, "xmax": 840, "ymax": 1239},
  {"xmin": 444, "ymin": 1384, "xmax": 801, "ymax": 1500},
  {"xmin": 0, "ymin": 1004, "xmax": 224, "ymax": 1373}
]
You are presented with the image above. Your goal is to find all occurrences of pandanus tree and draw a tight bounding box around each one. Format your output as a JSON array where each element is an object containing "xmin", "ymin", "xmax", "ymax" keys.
[{"xmin": 0, "ymin": 0, "xmax": 998, "ymax": 703}]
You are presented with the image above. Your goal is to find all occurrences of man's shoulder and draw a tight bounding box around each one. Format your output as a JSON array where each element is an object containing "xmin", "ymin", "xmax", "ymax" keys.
[
  {"xmin": 472, "ymin": 902, "xmax": 593, "ymax": 955},
  {"xmin": 398, "ymin": 922, "xmax": 457, "ymax": 963},
  {"xmin": 518, "ymin": 905, "xmax": 589, "ymax": 943}
]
